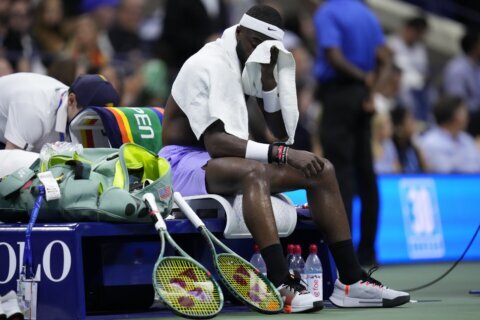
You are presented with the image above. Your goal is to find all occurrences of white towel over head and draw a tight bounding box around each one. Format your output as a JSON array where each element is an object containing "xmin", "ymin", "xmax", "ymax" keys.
[{"xmin": 171, "ymin": 25, "xmax": 298, "ymax": 145}]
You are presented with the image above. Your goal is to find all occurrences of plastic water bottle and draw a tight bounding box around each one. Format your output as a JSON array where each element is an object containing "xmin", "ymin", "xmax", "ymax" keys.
[
  {"xmin": 287, "ymin": 244, "xmax": 297, "ymax": 273},
  {"xmin": 292, "ymin": 245, "xmax": 305, "ymax": 275},
  {"xmin": 250, "ymin": 244, "xmax": 267, "ymax": 275},
  {"xmin": 286, "ymin": 244, "xmax": 295, "ymax": 267},
  {"xmin": 303, "ymin": 244, "xmax": 323, "ymax": 300}
]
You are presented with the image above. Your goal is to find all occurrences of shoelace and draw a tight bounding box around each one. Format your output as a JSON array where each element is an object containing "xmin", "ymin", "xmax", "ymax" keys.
[
  {"xmin": 360, "ymin": 266, "xmax": 384, "ymax": 287},
  {"xmin": 284, "ymin": 271, "xmax": 308, "ymax": 294}
]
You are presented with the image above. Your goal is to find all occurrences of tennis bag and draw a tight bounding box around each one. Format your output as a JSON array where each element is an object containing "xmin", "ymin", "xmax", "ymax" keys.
[{"xmin": 0, "ymin": 143, "xmax": 173, "ymax": 223}]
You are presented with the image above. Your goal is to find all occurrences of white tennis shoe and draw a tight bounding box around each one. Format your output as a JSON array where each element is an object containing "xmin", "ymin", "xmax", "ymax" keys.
[
  {"xmin": 277, "ymin": 272, "xmax": 323, "ymax": 313},
  {"xmin": 0, "ymin": 291, "xmax": 23, "ymax": 320},
  {"xmin": 329, "ymin": 271, "xmax": 410, "ymax": 308},
  {"xmin": 0, "ymin": 296, "xmax": 5, "ymax": 320}
]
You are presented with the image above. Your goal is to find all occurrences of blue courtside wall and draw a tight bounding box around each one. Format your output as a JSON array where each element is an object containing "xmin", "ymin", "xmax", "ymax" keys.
[{"xmin": 285, "ymin": 174, "xmax": 480, "ymax": 264}]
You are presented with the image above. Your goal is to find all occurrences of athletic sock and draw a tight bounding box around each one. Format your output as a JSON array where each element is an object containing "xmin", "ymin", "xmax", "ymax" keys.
[
  {"xmin": 329, "ymin": 239, "xmax": 364, "ymax": 285},
  {"xmin": 261, "ymin": 243, "xmax": 289, "ymax": 287}
]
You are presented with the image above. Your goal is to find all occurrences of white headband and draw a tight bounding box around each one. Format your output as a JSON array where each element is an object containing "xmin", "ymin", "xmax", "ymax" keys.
[{"xmin": 239, "ymin": 14, "xmax": 284, "ymax": 41}]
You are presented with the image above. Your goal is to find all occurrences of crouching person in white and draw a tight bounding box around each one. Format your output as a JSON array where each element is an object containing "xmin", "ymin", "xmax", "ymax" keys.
[{"xmin": 159, "ymin": 4, "xmax": 409, "ymax": 312}]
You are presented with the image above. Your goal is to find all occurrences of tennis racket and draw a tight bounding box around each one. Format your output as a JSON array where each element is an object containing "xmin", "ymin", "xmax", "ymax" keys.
[
  {"xmin": 173, "ymin": 192, "xmax": 283, "ymax": 314},
  {"xmin": 143, "ymin": 193, "xmax": 223, "ymax": 319}
]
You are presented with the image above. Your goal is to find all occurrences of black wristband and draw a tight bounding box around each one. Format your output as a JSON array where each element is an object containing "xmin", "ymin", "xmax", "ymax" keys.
[{"xmin": 268, "ymin": 144, "xmax": 274, "ymax": 164}]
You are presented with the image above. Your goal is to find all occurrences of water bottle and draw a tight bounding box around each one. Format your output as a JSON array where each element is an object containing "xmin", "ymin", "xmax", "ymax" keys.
[
  {"xmin": 250, "ymin": 244, "xmax": 267, "ymax": 275},
  {"xmin": 303, "ymin": 244, "xmax": 323, "ymax": 300},
  {"xmin": 292, "ymin": 245, "xmax": 305, "ymax": 275},
  {"xmin": 286, "ymin": 244, "xmax": 295, "ymax": 267}
]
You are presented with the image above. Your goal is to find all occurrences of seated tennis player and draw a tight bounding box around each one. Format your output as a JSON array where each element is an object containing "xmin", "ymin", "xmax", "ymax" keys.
[{"xmin": 160, "ymin": 5, "xmax": 410, "ymax": 312}]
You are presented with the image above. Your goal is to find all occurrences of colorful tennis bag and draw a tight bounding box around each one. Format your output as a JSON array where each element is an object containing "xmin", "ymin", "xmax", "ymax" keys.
[
  {"xmin": 0, "ymin": 143, "xmax": 173, "ymax": 223},
  {"xmin": 69, "ymin": 106, "xmax": 164, "ymax": 153}
]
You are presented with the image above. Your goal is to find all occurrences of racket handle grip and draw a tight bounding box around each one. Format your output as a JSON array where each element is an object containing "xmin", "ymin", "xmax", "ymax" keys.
[
  {"xmin": 142, "ymin": 193, "xmax": 166, "ymax": 230},
  {"xmin": 174, "ymin": 192, "xmax": 205, "ymax": 229}
]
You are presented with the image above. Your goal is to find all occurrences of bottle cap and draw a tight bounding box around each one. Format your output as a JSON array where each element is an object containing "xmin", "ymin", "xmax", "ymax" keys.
[
  {"xmin": 309, "ymin": 244, "xmax": 318, "ymax": 254},
  {"xmin": 253, "ymin": 244, "xmax": 260, "ymax": 253},
  {"xmin": 287, "ymin": 244, "xmax": 294, "ymax": 253},
  {"xmin": 294, "ymin": 244, "xmax": 302, "ymax": 255}
]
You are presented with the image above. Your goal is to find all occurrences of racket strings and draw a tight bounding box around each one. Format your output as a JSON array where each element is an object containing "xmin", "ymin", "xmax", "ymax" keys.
[
  {"xmin": 155, "ymin": 258, "xmax": 222, "ymax": 316},
  {"xmin": 217, "ymin": 254, "xmax": 282, "ymax": 312}
]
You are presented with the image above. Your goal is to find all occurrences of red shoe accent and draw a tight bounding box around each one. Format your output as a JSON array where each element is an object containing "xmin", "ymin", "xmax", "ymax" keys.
[{"xmin": 284, "ymin": 305, "xmax": 292, "ymax": 313}]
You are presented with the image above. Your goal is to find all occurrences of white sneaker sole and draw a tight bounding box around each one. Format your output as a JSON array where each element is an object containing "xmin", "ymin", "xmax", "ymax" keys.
[{"xmin": 330, "ymin": 295, "xmax": 410, "ymax": 308}]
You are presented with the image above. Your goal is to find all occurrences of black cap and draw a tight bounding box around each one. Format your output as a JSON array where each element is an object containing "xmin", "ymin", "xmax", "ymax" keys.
[{"xmin": 70, "ymin": 74, "xmax": 120, "ymax": 107}]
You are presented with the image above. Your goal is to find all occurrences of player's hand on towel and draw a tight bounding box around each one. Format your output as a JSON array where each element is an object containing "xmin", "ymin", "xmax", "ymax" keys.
[
  {"xmin": 287, "ymin": 149, "xmax": 325, "ymax": 178},
  {"xmin": 261, "ymin": 46, "xmax": 279, "ymax": 90}
]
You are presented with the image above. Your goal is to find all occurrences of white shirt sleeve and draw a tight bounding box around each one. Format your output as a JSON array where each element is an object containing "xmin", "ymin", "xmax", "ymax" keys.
[{"xmin": 4, "ymin": 101, "xmax": 45, "ymax": 151}]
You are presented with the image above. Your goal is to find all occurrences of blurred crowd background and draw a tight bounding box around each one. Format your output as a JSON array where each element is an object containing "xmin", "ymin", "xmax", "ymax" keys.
[{"xmin": 1, "ymin": 0, "xmax": 480, "ymax": 174}]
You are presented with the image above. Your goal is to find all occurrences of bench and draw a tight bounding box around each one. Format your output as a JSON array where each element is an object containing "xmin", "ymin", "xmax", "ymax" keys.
[{"xmin": 0, "ymin": 212, "xmax": 336, "ymax": 319}]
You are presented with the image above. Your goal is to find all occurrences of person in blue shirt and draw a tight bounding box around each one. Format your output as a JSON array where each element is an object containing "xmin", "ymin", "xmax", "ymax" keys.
[{"xmin": 313, "ymin": 0, "xmax": 392, "ymax": 267}]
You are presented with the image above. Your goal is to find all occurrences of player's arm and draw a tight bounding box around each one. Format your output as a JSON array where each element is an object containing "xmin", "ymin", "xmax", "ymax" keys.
[
  {"xmin": 247, "ymin": 98, "xmax": 277, "ymax": 144},
  {"xmin": 255, "ymin": 98, "xmax": 288, "ymax": 142},
  {"xmin": 203, "ymin": 120, "xmax": 248, "ymax": 158},
  {"xmin": 324, "ymin": 47, "xmax": 369, "ymax": 83},
  {"xmin": 258, "ymin": 46, "xmax": 288, "ymax": 141},
  {"xmin": 203, "ymin": 120, "xmax": 324, "ymax": 177}
]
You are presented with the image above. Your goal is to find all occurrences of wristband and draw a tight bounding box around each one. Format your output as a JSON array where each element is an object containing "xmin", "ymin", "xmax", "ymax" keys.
[
  {"xmin": 277, "ymin": 145, "xmax": 284, "ymax": 164},
  {"xmin": 268, "ymin": 144, "xmax": 274, "ymax": 163},
  {"xmin": 262, "ymin": 87, "xmax": 281, "ymax": 113},
  {"xmin": 282, "ymin": 146, "xmax": 289, "ymax": 164},
  {"xmin": 245, "ymin": 140, "xmax": 270, "ymax": 163},
  {"xmin": 272, "ymin": 142, "xmax": 288, "ymax": 164}
]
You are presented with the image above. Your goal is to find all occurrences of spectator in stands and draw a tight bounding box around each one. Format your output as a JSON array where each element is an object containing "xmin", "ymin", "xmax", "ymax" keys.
[
  {"xmin": 108, "ymin": 0, "xmax": 145, "ymax": 61},
  {"xmin": 99, "ymin": 62, "xmax": 147, "ymax": 107},
  {"xmin": 372, "ymin": 112, "xmax": 400, "ymax": 174},
  {"xmin": 314, "ymin": 0, "xmax": 391, "ymax": 267},
  {"xmin": 160, "ymin": 0, "xmax": 228, "ymax": 71},
  {"xmin": 2, "ymin": 0, "xmax": 36, "ymax": 71},
  {"xmin": 443, "ymin": 29, "xmax": 480, "ymax": 140},
  {"xmin": 374, "ymin": 65, "xmax": 403, "ymax": 114},
  {"xmin": 137, "ymin": 59, "xmax": 170, "ymax": 106},
  {"xmin": 33, "ymin": 0, "xmax": 68, "ymax": 66},
  {"xmin": 372, "ymin": 66, "xmax": 409, "ymax": 174},
  {"xmin": 419, "ymin": 96, "xmax": 480, "ymax": 173},
  {"xmin": 0, "ymin": 0, "xmax": 10, "ymax": 43},
  {"xmin": 160, "ymin": 4, "xmax": 409, "ymax": 311},
  {"xmin": 0, "ymin": 73, "xmax": 119, "ymax": 152},
  {"xmin": 81, "ymin": 0, "xmax": 119, "ymax": 60},
  {"xmin": 67, "ymin": 15, "xmax": 108, "ymax": 72},
  {"xmin": 391, "ymin": 106, "xmax": 427, "ymax": 173},
  {"xmin": 0, "ymin": 56, "xmax": 12, "ymax": 76},
  {"xmin": 388, "ymin": 16, "xmax": 430, "ymax": 122},
  {"xmin": 98, "ymin": 64, "xmax": 124, "ymax": 101}
]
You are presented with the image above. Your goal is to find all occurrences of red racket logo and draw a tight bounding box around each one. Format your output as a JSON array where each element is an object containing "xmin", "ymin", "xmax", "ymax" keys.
[
  {"xmin": 169, "ymin": 268, "xmax": 207, "ymax": 308},
  {"xmin": 232, "ymin": 265, "xmax": 250, "ymax": 286}
]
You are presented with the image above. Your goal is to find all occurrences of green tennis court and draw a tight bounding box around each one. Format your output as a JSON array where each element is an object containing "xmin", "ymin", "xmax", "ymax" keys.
[{"xmin": 127, "ymin": 262, "xmax": 480, "ymax": 320}]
